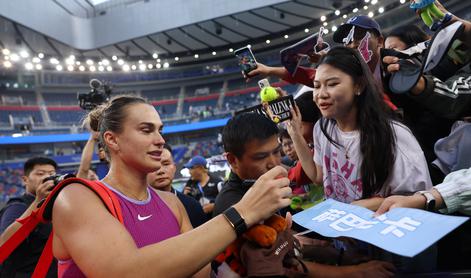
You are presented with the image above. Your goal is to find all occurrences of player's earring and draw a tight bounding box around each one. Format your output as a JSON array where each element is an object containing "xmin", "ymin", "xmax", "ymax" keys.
[{"xmin": 356, "ymin": 91, "xmax": 361, "ymax": 96}]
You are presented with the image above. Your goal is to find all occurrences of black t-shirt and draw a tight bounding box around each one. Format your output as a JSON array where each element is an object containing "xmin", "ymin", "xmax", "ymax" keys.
[
  {"xmin": 0, "ymin": 194, "xmax": 57, "ymax": 278},
  {"xmin": 172, "ymin": 189, "xmax": 208, "ymax": 227},
  {"xmin": 212, "ymin": 172, "xmax": 249, "ymax": 217},
  {"xmin": 184, "ymin": 173, "xmax": 222, "ymax": 204}
]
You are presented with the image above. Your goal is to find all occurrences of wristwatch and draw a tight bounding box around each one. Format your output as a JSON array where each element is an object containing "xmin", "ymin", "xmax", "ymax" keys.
[
  {"xmin": 222, "ymin": 207, "xmax": 247, "ymax": 237},
  {"xmin": 417, "ymin": 191, "xmax": 436, "ymax": 212}
]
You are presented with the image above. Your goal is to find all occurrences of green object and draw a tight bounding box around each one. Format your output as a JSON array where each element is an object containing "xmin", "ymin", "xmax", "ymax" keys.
[
  {"xmin": 290, "ymin": 184, "xmax": 325, "ymax": 210},
  {"xmin": 260, "ymin": 86, "xmax": 278, "ymax": 102}
]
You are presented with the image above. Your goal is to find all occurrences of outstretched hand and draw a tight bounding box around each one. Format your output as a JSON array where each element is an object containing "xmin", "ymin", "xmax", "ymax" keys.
[
  {"xmin": 235, "ymin": 166, "xmax": 292, "ymax": 227},
  {"xmin": 375, "ymin": 194, "xmax": 426, "ymax": 216}
]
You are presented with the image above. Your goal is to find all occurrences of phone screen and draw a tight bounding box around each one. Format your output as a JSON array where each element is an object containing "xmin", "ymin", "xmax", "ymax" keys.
[{"xmin": 234, "ymin": 47, "xmax": 257, "ymax": 76}]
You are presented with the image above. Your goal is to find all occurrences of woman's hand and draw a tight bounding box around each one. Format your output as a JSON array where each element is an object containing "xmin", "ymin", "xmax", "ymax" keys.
[{"xmin": 286, "ymin": 105, "xmax": 303, "ymax": 139}]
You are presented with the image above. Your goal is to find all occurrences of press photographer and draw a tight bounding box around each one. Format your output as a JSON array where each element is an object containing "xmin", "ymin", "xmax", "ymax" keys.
[{"xmin": 78, "ymin": 79, "xmax": 112, "ymax": 110}]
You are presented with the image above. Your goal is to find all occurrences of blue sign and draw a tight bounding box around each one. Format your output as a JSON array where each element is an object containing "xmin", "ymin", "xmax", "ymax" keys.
[{"xmin": 293, "ymin": 199, "xmax": 469, "ymax": 257}]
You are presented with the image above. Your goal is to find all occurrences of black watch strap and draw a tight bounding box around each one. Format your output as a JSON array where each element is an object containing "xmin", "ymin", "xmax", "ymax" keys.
[{"xmin": 222, "ymin": 207, "xmax": 247, "ymax": 237}]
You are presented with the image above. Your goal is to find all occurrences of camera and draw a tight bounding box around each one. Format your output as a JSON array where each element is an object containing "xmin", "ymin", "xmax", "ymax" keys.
[
  {"xmin": 42, "ymin": 173, "xmax": 76, "ymax": 187},
  {"xmin": 78, "ymin": 79, "xmax": 112, "ymax": 110}
]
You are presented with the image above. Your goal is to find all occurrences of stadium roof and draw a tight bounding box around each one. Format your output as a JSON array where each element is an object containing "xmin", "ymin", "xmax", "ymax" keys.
[{"xmin": 0, "ymin": 0, "xmax": 405, "ymax": 66}]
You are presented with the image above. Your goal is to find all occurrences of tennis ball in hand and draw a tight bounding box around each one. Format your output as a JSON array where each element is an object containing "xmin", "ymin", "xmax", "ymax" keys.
[{"xmin": 260, "ymin": 86, "xmax": 278, "ymax": 102}]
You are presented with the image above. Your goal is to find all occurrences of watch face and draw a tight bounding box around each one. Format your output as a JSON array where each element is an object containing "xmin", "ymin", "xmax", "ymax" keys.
[{"xmin": 427, "ymin": 199, "xmax": 436, "ymax": 212}]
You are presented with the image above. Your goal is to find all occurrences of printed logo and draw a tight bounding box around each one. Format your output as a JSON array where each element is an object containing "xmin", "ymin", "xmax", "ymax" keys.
[{"xmin": 137, "ymin": 214, "xmax": 152, "ymax": 221}]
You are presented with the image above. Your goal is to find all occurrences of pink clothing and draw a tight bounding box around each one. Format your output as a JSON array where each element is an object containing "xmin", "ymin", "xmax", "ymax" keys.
[{"xmin": 58, "ymin": 184, "xmax": 180, "ymax": 277}]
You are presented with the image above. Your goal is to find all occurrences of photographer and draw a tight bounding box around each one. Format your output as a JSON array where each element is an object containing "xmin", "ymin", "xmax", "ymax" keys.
[
  {"xmin": 77, "ymin": 130, "xmax": 109, "ymax": 180},
  {"xmin": 0, "ymin": 157, "xmax": 58, "ymax": 277}
]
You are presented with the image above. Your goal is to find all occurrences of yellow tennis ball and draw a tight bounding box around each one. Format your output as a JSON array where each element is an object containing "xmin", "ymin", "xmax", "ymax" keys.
[{"xmin": 260, "ymin": 86, "xmax": 278, "ymax": 102}]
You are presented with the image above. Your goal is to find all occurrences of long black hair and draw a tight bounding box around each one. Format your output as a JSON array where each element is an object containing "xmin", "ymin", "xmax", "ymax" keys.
[
  {"xmin": 317, "ymin": 46, "xmax": 396, "ymax": 198},
  {"xmin": 386, "ymin": 25, "xmax": 430, "ymax": 49}
]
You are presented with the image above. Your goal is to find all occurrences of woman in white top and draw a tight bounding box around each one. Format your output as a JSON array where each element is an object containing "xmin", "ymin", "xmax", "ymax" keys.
[{"xmin": 288, "ymin": 46, "xmax": 432, "ymax": 210}]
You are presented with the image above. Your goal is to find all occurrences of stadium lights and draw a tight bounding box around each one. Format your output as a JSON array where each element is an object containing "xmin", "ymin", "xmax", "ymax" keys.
[
  {"xmin": 335, "ymin": 10, "xmax": 340, "ymax": 16},
  {"xmin": 368, "ymin": 11, "xmax": 374, "ymax": 17},
  {"xmin": 67, "ymin": 65, "xmax": 74, "ymax": 71},
  {"xmin": 152, "ymin": 53, "xmax": 158, "ymax": 59},
  {"xmin": 4, "ymin": 56, "xmax": 10, "ymax": 61},
  {"xmin": 75, "ymin": 61, "xmax": 81, "ymax": 65},
  {"xmin": 56, "ymin": 65, "xmax": 63, "ymax": 71},
  {"xmin": 131, "ymin": 65, "xmax": 137, "ymax": 70},
  {"xmin": 19, "ymin": 50, "xmax": 29, "ymax": 58},
  {"xmin": 284, "ymin": 34, "xmax": 289, "ymax": 39},
  {"xmin": 38, "ymin": 53, "xmax": 44, "ymax": 59},
  {"xmin": 157, "ymin": 58, "xmax": 161, "ymax": 62},
  {"xmin": 106, "ymin": 66, "xmax": 113, "ymax": 71},
  {"xmin": 343, "ymin": 14, "xmax": 348, "ymax": 18},
  {"xmin": 174, "ymin": 57, "xmax": 179, "ymax": 61},
  {"xmin": 10, "ymin": 53, "xmax": 20, "ymax": 62},
  {"xmin": 86, "ymin": 59, "xmax": 94, "ymax": 65},
  {"xmin": 156, "ymin": 63, "xmax": 162, "ymax": 69},
  {"xmin": 212, "ymin": 51, "xmax": 216, "ymax": 55},
  {"xmin": 138, "ymin": 60, "xmax": 143, "ymax": 64},
  {"xmin": 400, "ymin": 0, "xmax": 405, "ymax": 3},
  {"xmin": 379, "ymin": 7, "xmax": 385, "ymax": 13},
  {"xmin": 304, "ymin": 28, "xmax": 309, "ymax": 33},
  {"xmin": 102, "ymin": 59, "xmax": 110, "ymax": 66},
  {"xmin": 2, "ymin": 49, "xmax": 10, "ymax": 55},
  {"xmin": 194, "ymin": 54, "xmax": 199, "ymax": 58},
  {"xmin": 332, "ymin": 26, "xmax": 338, "ymax": 32},
  {"xmin": 50, "ymin": 58, "xmax": 59, "ymax": 65},
  {"xmin": 24, "ymin": 62, "xmax": 34, "ymax": 70},
  {"xmin": 147, "ymin": 63, "xmax": 153, "ymax": 69},
  {"xmin": 112, "ymin": 55, "xmax": 118, "ymax": 61},
  {"xmin": 364, "ymin": 5, "xmax": 369, "ymax": 10},
  {"xmin": 78, "ymin": 65, "xmax": 85, "ymax": 71},
  {"xmin": 98, "ymin": 65, "xmax": 105, "ymax": 71},
  {"xmin": 117, "ymin": 59, "xmax": 124, "ymax": 65},
  {"xmin": 3, "ymin": 61, "xmax": 12, "ymax": 68},
  {"xmin": 266, "ymin": 39, "xmax": 271, "ymax": 44},
  {"xmin": 229, "ymin": 48, "xmax": 234, "ymax": 52},
  {"xmin": 89, "ymin": 65, "xmax": 96, "ymax": 72},
  {"xmin": 35, "ymin": 64, "xmax": 42, "ymax": 70},
  {"xmin": 323, "ymin": 22, "xmax": 328, "ymax": 26},
  {"xmin": 353, "ymin": 8, "xmax": 359, "ymax": 13},
  {"xmin": 163, "ymin": 62, "xmax": 169, "ymax": 68},
  {"xmin": 139, "ymin": 64, "xmax": 146, "ymax": 71},
  {"xmin": 122, "ymin": 64, "xmax": 130, "ymax": 71},
  {"xmin": 371, "ymin": 0, "xmax": 378, "ymax": 5},
  {"xmin": 32, "ymin": 57, "xmax": 40, "ymax": 63},
  {"xmin": 320, "ymin": 16, "xmax": 326, "ymax": 22}
]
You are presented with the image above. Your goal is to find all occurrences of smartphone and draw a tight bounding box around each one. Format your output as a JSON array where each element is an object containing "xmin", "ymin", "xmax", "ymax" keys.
[
  {"xmin": 234, "ymin": 46, "xmax": 257, "ymax": 77},
  {"xmin": 258, "ymin": 78, "xmax": 270, "ymax": 89}
]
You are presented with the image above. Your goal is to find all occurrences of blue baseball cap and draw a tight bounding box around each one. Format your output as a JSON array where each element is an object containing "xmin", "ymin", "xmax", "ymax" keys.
[
  {"xmin": 333, "ymin": 15, "xmax": 382, "ymax": 43},
  {"xmin": 184, "ymin": 155, "xmax": 207, "ymax": 169}
]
